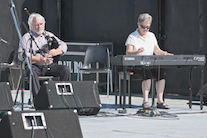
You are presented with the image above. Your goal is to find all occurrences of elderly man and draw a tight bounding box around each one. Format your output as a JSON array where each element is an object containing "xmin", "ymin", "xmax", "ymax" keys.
[{"xmin": 18, "ymin": 13, "xmax": 71, "ymax": 98}]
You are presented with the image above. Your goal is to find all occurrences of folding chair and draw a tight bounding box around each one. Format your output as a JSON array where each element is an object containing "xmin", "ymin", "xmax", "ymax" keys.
[{"xmin": 77, "ymin": 46, "xmax": 113, "ymax": 97}]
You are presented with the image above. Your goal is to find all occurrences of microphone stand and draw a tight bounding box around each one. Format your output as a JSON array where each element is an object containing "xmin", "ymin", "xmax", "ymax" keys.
[
  {"xmin": 23, "ymin": 22, "xmax": 37, "ymax": 106},
  {"xmin": 28, "ymin": 35, "xmax": 33, "ymax": 105},
  {"xmin": 9, "ymin": 0, "xmax": 33, "ymax": 111}
]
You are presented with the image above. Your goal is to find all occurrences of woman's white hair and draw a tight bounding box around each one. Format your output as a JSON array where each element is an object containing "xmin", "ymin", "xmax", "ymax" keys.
[
  {"xmin": 27, "ymin": 13, "xmax": 45, "ymax": 29},
  {"xmin": 138, "ymin": 13, "xmax": 152, "ymax": 24}
]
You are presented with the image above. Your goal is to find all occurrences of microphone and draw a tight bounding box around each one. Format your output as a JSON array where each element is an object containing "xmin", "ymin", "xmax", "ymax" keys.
[
  {"xmin": 0, "ymin": 37, "xmax": 10, "ymax": 45},
  {"xmin": 24, "ymin": 7, "xmax": 30, "ymax": 15},
  {"xmin": 9, "ymin": 0, "xmax": 15, "ymax": 8}
]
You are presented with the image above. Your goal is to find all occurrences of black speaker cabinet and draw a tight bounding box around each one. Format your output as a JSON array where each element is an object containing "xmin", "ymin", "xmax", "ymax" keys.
[
  {"xmin": 0, "ymin": 82, "xmax": 14, "ymax": 111},
  {"xmin": 0, "ymin": 110, "xmax": 83, "ymax": 138},
  {"xmin": 34, "ymin": 80, "xmax": 101, "ymax": 115}
]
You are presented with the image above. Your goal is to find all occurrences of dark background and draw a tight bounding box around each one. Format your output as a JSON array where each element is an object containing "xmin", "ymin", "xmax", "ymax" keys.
[{"xmin": 0, "ymin": 0, "xmax": 206, "ymax": 96}]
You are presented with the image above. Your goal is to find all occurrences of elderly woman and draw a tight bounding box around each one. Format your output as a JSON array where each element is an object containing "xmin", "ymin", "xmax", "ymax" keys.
[{"xmin": 125, "ymin": 13, "xmax": 173, "ymax": 109}]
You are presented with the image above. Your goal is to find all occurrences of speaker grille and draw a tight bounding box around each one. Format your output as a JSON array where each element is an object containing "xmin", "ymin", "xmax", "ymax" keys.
[
  {"xmin": 0, "ymin": 110, "xmax": 83, "ymax": 138},
  {"xmin": 34, "ymin": 80, "xmax": 101, "ymax": 115}
]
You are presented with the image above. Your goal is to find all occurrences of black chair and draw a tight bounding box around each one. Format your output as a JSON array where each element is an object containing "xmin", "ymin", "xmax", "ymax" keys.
[
  {"xmin": 0, "ymin": 48, "xmax": 19, "ymax": 68},
  {"xmin": 0, "ymin": 48, "xmax": 20, "ymax": 90},
  {"xmin": 77, "ymin": 46, "xmax": 113, "ymax": 97}
]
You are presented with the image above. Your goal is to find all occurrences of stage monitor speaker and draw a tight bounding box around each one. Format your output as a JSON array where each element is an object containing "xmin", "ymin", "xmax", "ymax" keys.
[
  {"xmin": 197, "ymin": 83, "xmax": 207, "ymax": 105},
  {"xmin": 0, "ymin": 110, "xmax": 83, "ymax": 138},
  {"xmin": 34, "ymin": 80, "xmax": 102, "ymax": 115},
  {"xmin": 0, "ymin": 82, "xmax": 14, "ymax": 111}
]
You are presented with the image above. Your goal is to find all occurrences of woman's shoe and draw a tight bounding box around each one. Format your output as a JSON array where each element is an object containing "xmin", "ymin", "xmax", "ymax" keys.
[
  {"xmin": 142, "ymin": 102, "xmax": 151, "ymax": 109},
  {"xmin": 157, "ymin": 102, "xmax": 170, "ymax": 109}
]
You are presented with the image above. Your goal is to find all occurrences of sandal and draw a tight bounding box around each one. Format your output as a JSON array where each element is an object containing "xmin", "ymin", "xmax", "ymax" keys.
[
  {"xmin": 157, "ymin": 102, "xmax": 170, "ymax": 109},
  {"xmin": 142, "ymin": 102, "xmax": 151, "ymax": 109}
]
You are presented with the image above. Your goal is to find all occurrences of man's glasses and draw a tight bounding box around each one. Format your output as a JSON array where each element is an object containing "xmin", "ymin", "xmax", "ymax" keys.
[{"xmin": 140, "ymin": 24, "xmax": 150, "ymax": 29}]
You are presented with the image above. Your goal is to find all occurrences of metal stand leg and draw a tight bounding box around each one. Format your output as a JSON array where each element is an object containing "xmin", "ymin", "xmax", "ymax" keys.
[
  {"xmin": 115, "ymin": 65, "xmax": 118, "ymax": 110},
  {"xmin": 14, "ymin": 75, "xmax": 22, "ymax": 105},
  {"xmin": 119, "ymin": 73, "xmax": 122, "ymax": 107},
  {"xmin": 189, "ymin": 68, "xmax": 193, "ymax": 109},
  {"xmin": 200, "ymin": 66, "xmax": 204, "ymax": 110},
  {"xmin": 151, "ymin": 79, "xmax": 155, "ymax": 107},
  {"xmin": 122, "ymin": 66, "xmax": 127, "ymax": 112},
  {"xmin": 21, "ymin": 62, "xmax": 25, "ymax": 111},
  {"xmin": 28, "ymin": 72, "xmax": 33, "ymax": 105},
  {"xmin": 128, "ymin": 78, "xmax": 131, "ymax": 108}
]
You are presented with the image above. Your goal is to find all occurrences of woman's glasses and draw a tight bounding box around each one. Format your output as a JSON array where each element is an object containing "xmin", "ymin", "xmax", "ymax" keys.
[{"xmin": 140, "ymin": 24, "xmax": 150, "ymax": 29}]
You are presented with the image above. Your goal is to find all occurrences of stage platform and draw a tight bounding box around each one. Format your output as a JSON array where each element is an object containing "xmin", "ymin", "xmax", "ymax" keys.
[{"xmin": 11, "ymin": 90, "xmax": 207, "ymax": 138}]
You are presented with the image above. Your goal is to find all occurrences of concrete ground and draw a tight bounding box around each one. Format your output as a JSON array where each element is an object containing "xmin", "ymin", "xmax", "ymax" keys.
[{"xmin": 10, "ymin": 90, "xmax": 207, "ymax": 138}]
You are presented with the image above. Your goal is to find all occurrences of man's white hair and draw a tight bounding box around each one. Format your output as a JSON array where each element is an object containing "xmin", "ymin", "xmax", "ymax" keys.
[{"xmin": 27, "ymin": 13, "xmax": 45, "ymax": 29}]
